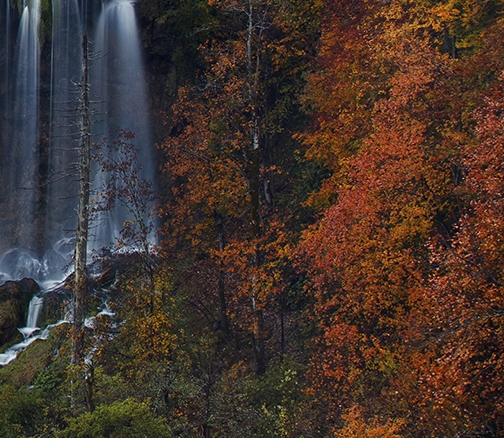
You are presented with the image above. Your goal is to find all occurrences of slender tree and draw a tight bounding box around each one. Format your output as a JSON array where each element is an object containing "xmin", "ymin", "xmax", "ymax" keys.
[
  {"xmin": 73, "ymin": 33, "xmax": 91, "ymax": 367},
  {"xmin": 94, "ymin": 129, "xmax": 158, "ymax": 310}
]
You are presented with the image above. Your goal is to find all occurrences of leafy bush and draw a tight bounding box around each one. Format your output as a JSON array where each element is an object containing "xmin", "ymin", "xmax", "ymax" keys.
[
  {"xmin": 0, "ymin": 384, "xmax": 43, "ymax": 437},
  {"xmin": 55, "ymin": 398, "xmax": 172, "ymax": 438}
]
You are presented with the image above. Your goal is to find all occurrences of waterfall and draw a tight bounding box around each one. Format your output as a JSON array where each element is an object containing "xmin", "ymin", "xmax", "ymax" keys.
[
  {"xmin": 91, "ymin": 0, "xmax": 154, "ymax": 251},
  {"xmin": 19, "ymin": 295, "xmax": 44, "ymax": 338},
  {"xmin": 0, "ymin": 0, "xmax": 154, "ymax": 281},
  {"xmin": 0, "ymin": 0, "xmax": 48, "ymax": 279},
  {"xmin": 0, "ymin": 294, "xmax": 45, "ymax": 366},
  {"xmin": 46, "ymin": 0, "xmax": 83, "ymax": 258},
  {"xmin": 26, "ymin": 295, "xmax": 43, "ymax": 329},
  {"xmin": 3, "ymin": 0, "xmax": 41, "ymax": 253},
  {"xmin": 1, "ymin": 1, "xmax": 11, "ymax": 139}
]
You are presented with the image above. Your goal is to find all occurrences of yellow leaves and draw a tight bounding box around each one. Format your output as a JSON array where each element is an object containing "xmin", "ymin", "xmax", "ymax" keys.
[
  {"xmin": 130, "ymin": 312, "xmax": 178, "ymax": 363},
  {"xmin": 387, "ymin": 203, "xmax": 432, "ymax": 247},
  {"xmin": 334, "ymin": 405, "xmax": 405, "ymax": 438},
  {"xmin": 110, "ymin": 269, "xmax": 182, "ymax": 371},
  {"xmin": 428, "ymin": 1, "xmax": 461, "ymax": 31}
]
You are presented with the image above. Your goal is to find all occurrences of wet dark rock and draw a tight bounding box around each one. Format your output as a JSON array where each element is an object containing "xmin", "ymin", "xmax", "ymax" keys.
[{"xmin": 38, "ymin": 286, "xmax": 72, "ymax": 329}]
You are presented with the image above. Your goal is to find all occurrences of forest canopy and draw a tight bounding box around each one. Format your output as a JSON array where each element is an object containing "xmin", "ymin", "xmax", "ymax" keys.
[{"xmin": 1, "ymin": 0, "xmax": 504, "ymax": 436}]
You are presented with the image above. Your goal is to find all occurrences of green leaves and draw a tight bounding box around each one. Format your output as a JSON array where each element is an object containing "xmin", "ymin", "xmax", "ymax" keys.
[
  {"xmin": 0, "ymin": 385, "xmax": 42, "ymax": 437},
  {"xmin": 55, "ymin": 399, "xmax": 172, "ymax": 438}
]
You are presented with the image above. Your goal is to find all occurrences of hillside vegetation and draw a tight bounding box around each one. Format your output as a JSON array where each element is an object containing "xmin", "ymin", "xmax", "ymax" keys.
[{"xmin": 2, "ymin": 0, "xmax": 504, "ymax": 436}]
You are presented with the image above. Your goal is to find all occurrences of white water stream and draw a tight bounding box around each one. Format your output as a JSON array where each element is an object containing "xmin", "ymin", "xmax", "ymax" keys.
[
  {"xmin": 0, "ymin": 288, "xmax": 76, "ymax": 366},
  {"xmin": 0, "ymin": 288, "xmax": 116, "ymax": 366},
  {"xmin": 0, "ymin": 294, "xmax": 51, "ymax": 366}
]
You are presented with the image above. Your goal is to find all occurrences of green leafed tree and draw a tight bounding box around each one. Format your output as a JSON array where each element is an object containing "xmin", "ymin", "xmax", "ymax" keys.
[{"xmin": 55, "ymin": 398, "xmax": 172, "ymax": 438}]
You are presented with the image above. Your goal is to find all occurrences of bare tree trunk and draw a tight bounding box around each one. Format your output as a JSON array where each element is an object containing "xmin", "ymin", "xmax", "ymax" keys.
[
  {"xmin": 72, "ymin": 33, "xmax": 91, "ymax": 367},
  {"xmin": 245, "ymin": 0, "xmax": 267, "ymax": 376},
  {"xmin": 85, "ymin": 362, "xmax": 95, "ymax": 412}
]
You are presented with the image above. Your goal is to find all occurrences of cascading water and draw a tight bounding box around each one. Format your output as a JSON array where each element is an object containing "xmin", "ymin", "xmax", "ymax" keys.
[
  {"xmin": 0, "ymin": 289, "xmax": 116, "ymax": 366},
  {"xmin": 13, "ymin": 1, "xmax": 41, "ymax": 224},
  {"xmin": 0, "ymin": 0, "xmax": 154, "ymax": 282},
  {"xmin": 91, "ymin": 0, "xmax": 154, "ymax": 250},
  {"xmin": 19, "ymin": 295, "xmax": 43, "ymax": 338},
  {"xmin": 46, "ymin": 0, "xmax": 84, "ymax": 261},
  {"xmin": 2, "ymin": 0, "xmax": 11, "ymax": 142},
  {"xmin": 0, "ymin": 0, "xmax": 41, "ymax": 259},
  {"xmin": 0, "ymin": 294, "xmax": 45, "ymax": 366}
]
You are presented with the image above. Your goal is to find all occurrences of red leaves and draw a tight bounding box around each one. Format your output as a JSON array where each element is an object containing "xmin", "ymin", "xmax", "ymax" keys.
[
  {"xmin": 297, "ymin": 2, "xmax": 504, "ymax": 433},
  {"xmin": 154, "ymin": 0, "xmax": 504, "ymax": 432},
  {"xmin": 416, "ymin": 74, "xmax": 504, "ymax": 434}
]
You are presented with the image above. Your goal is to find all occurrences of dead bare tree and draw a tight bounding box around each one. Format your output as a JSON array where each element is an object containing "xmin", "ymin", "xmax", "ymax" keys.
[{"xmin": 72, "ymin": 32, "xmax": 91, "ymax": 367}]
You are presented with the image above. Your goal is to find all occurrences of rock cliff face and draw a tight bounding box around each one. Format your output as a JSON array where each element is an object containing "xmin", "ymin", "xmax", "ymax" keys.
[{"xmin": 0, "ymin": 278, "xmax": 40, "ymax": 347}]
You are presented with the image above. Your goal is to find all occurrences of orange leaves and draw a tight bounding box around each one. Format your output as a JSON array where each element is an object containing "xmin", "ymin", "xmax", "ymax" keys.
[
  {"xmin": 469, "ymin": 78, "xmax": 504, "ymax": 199},
  {"xmin": 159, "ymin": 85, "xmax": 249, "ymax": 252},
  {"xmin": 289, "ymin": 0, "xmax": 504, "ymax": 434},
  {"xmin": 296, "ymin": 1, "xmax": 483, "ymax": 429},
  {"xmin": 214, "ymin": 217, "xmax": 292, "ymax": 302},
  {"xmin": 158, "ymin": 0, "xmax": 322, "ymax": 377},
  {"xmin": 405, "ymin": 73, "xmax": 504, "ymax": 435},
  {"xmin": 298, "ymin": 2, "xmax": 452, "ymax": 210}
]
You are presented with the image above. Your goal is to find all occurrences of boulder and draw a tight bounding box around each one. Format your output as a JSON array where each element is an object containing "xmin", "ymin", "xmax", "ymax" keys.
[{"xmin": 39, "ymin": 287, "xmax": 72, "ymax": 328}]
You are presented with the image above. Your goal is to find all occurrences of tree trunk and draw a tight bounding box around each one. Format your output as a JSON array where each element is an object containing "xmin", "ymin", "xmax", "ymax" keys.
[
  {"xmin": 245, "ymin": 0, "xmax": 267, "ymax": 375},
  {"xmin": 216, "ymin": 213, "xmax": 230, "ymax": 336},
  {"xmin": 249, "ymin": 146, "xmax": 266, "ymax": 375},
  {"xmin": 72, "ymin": 33, "xmax": 91, "ymax": 367}
]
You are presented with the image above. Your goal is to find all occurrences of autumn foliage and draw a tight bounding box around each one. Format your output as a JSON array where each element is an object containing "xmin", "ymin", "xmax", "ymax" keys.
[
  {"xmin": 292, "ymin": 0, "xmax": 504, "ymax": 436},
  {"xmin": 156, "ymin": 0, "xmax": 504, "ymax": 434},
  {"xmin": 3, "ymin": 0, "xmax": 504, "ymax": 436}
]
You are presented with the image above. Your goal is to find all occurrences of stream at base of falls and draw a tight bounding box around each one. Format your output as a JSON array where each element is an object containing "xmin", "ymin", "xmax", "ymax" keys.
[
  {"xmin": 0, "ymin": 284, "xmax": 115, "ymax": 367},
  {"xmin": 0, "ymin": 293, "xmax": 61, "ymax": 366}
]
